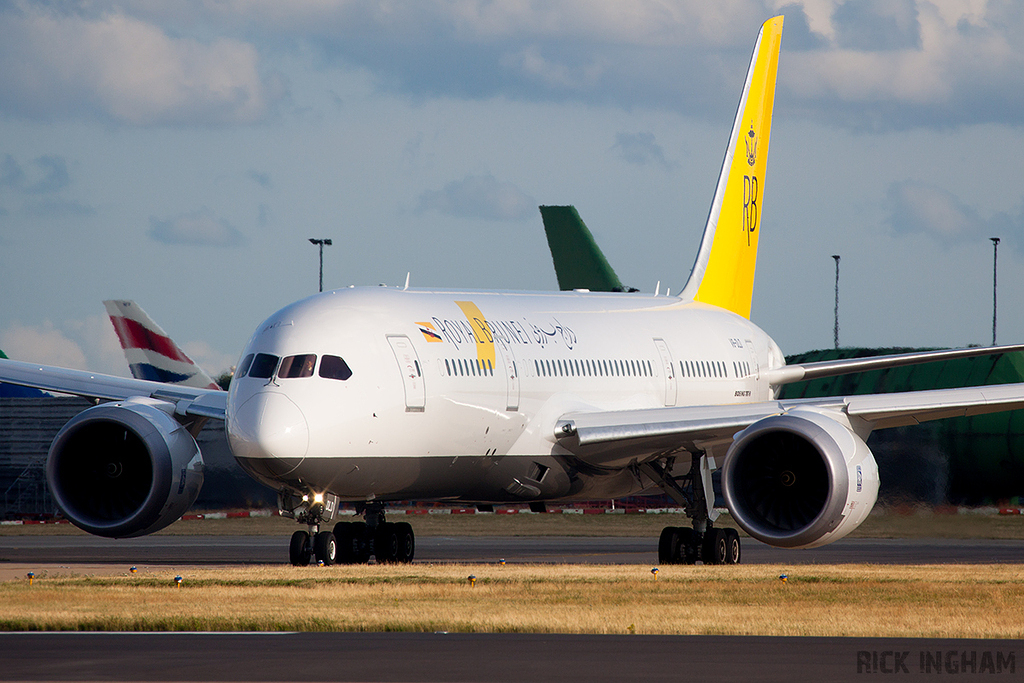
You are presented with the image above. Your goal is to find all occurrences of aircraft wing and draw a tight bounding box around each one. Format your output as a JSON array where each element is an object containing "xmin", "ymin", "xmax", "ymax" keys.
[
  {"xmin": 765, "ymin": 344, "xmax": 1024, "ymax": 386},
  {"xmin": 554, "ymin": 382, "xmax": 1024, "ymax": 465},
  {"xmin": 0, "ymin": 358, "xmax": 226, "ymax": 420}
]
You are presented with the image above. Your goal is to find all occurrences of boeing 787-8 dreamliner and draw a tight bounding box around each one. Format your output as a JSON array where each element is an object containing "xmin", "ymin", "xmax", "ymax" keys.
[{"xmin": 4, "ymin": 16, "xmax": 1024, "ymax": 566}]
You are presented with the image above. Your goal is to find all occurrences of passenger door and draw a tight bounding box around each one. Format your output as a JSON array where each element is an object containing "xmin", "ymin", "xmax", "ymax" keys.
[{"xmin": 387, "ymin": 335, "xmax": 425, "ymax": 412}]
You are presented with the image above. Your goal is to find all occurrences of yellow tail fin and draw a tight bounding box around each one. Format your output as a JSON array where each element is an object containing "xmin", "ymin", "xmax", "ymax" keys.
[{"xmin": 679, "ymin": 16, "xmax": 783, "ymax": 319}]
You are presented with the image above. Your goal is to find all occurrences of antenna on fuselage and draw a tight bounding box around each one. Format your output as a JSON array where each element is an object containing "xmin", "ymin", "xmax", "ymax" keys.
[{"xmin": 404, "ymin": 272, "xmax": 411, "ymax": 291}]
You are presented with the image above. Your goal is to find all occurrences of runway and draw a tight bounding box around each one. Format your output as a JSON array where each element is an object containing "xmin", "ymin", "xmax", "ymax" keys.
[
  {"xmin": 1, "ymin": 632, "xmax": 1020, "ymax": 682},
  {"xmin": 1, "ymin": 533, "xmax": 1023, "ymax": 567}
]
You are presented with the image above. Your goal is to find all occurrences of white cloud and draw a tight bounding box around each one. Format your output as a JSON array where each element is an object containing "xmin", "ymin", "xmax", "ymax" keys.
[
  {"xmin": 12, "ymin": 1, "xmax": 1024, "ymax": 129},
  {"xmin": 160, "ymin": 0, "xmax": 763, "ymax": 45},
  {"xmin": 149, "ymin": 208, "xmax": 247, "ymax": 247},
  {"xmin": 781, "ymin": 1, "xmax": 1024, "ymax": 126},
  {"xmin": 182, "ymin": 340, "xmax": 238, "ymax": 377},
  {"xmin": 0, "ymin": 5, "xmax": 282, "ymax": 125},
  {"xmin": 0, "ymin": 315, "xmax": 232, "ymax": 378},
  {"xmin": 64, "ymin": 314, "xmax": 130, "ymax": 376},
  {"xmin": 25, "ymin": 155, "xmax": 71, "ymax": 194},
  {"xmin": 886, "ymin": 181, "xmax": 1024, "ymax": 248},
  {"xmin": 612, "ymin": 131, "xmax": 674, "ymax": 169},
  {"xmin": 887, "ymin": 182, "xmax": 977, "ymax": 239},
  {"xmin": 0, "ymin": 321, "xmax": 88, "ymax": 370},
  {"xmin": 418, "ymin": 174, "xmax": 536, "ymax": 221},
  {"xmin": 0, "ymin": 316, "xmax": 126, "ymax": 376}
]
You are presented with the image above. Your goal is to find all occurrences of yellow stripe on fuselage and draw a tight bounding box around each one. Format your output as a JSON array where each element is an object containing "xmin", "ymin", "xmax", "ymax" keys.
[
  {"xmin": 455, "ymin": 301, "xmax": 497, "ymax": 371},
  {"xmin": 694, "ymin": 16, "xmax": 783, "ymax": 320}
]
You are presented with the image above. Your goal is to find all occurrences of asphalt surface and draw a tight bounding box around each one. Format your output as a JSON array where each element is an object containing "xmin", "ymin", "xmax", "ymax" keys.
[
  {"xmin": 2, "ymin": 533, "xmax": 1023, "ymax": 566},
  {"xmin": 1, "ymin": 632, "xmax": 1020, "ymax": 682},
  {"xmin": 2, "ymin": 535, "xmax": 1022, "ymax": 682}
]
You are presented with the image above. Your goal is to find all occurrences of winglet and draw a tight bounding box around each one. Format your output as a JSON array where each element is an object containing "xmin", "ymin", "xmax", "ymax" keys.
[
  {"xmin": 103, "ymin": 300, "xmax": 221, "ymax": 390},
  {"xmin": 679, "ymin": 16, "xmax": 784, "ymax": 319}
]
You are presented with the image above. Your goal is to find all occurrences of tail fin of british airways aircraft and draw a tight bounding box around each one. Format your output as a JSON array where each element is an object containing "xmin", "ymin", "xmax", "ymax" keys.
[
  {"xmin": 103, "ymin": 300, "xmax": 221, "ymax": 390},
  {"xmin": 679, "ymin": 15, "xmax": 784, "ymax": 319}
]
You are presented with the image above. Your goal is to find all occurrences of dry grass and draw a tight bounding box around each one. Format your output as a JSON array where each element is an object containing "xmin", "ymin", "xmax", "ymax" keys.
[{"xmin": 3, "ymin": 563, "xmax": 1024, "ymax": 638}]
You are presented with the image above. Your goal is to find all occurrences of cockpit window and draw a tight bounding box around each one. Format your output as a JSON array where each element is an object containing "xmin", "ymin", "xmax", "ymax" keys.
[
  {"xmin": 248, "ymin": 353, "xmax": 280, "ymax": 379},
  {"xmin": 319, "ymin": 355, "xmax": 353, "ymax": 381},
  {"xmin": 279, "ymin": 354, "xmax": 317, "ymax": 379},
  {"xmin": 236, "ymin": 354, "xmax": 255, "ymax": 378}
]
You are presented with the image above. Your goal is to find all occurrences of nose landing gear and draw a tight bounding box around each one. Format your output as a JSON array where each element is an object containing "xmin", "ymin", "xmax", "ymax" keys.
[
  {"xmin": 281, "ymin": 489, "xmax": 343, "ymax": 566},
  {"xmin": 281, "ymin": 491, "xmax": 415, "ymax": 566},
  {"xmin": 289, "ymin": 528, "xmax": 339, "ymax": 566}
]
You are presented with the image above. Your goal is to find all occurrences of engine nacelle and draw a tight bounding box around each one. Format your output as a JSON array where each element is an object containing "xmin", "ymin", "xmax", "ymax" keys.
[
  {"xmin": 46, "ymin": 397, "xmax": 204, "ymax": 538},
  {"xmin": 721, "ymin": 409, "xmax": 878, "ymax": 549}
]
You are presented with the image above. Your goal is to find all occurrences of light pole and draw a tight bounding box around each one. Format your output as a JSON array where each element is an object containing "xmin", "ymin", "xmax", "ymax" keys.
[
  {"xmin": 991, "ymin": 237, "xmax": 1000, "ymax": 346},
  {"xmin": 309, "ymin": 238, "xmax": 333, "ymax": 293},
  {"xmin": 832, "ymin": 254, "xmax": 841, "ymax": 350}
]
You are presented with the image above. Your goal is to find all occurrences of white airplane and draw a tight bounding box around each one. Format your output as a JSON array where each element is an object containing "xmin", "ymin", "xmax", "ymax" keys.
[{"xmin": 3, "ymin": 15, "xmax": 1024, "ymax": 567}]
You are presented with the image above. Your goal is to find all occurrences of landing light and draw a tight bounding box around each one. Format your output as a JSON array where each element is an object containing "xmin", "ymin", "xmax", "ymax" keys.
[{"xmin": 313, "ymin": 492, "xmax": 324, "ymax": 504}]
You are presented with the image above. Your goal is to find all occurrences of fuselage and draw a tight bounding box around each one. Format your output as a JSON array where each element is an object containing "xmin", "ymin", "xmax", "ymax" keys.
[{"xmin": 226, "ymin": 286, "xmax": 784, "ymax": 504}]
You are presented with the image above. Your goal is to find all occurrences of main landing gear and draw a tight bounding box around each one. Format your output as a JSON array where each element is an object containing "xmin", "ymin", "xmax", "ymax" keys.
[
  {"xmin": 657, "ymin": 525, "xmax": 741, "ymax": 565},
  {"xmin": 287, "ymin": 500, "xmax": 415, "ymax": 566},
  {"xmin": 639, "ymin": 452, "xmax": 743, "ymax": 565}
]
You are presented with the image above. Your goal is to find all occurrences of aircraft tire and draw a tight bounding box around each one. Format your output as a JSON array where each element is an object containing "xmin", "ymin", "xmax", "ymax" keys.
[
  {"xmin": 350, "ymin": 522, "xmax": 372, "ymax": 564},
  {"xmin": 289, "ymin": 530, "xmax": 311, "ymax": 566},
  {"xmin": 333, "ymin": 522, "xmax": 357, "ymax": 564},
  {"xmin": 314, "ymin": 530, "xmax": 337, "ymax": 566},
  {"xmin": 702, "ymin": 528, "xmax": 728, "ymax": 565},
  {"xmin": 677, "ymin": 527, "xmax": 697, "ymax": 565},
  {"xmin": 658, "ymin": 527, "xmax": 680, "ymax": 564},
  {"xmin": 374, "ymin": 522, "xmax": 399, "ymax": 563},
  {"xmin": 394, "ymin": 522, "xmax": 415, "ymax": 563},
  {"xmin": 723, "ymin": 528, "xmax": 741, "ymax": 564}
]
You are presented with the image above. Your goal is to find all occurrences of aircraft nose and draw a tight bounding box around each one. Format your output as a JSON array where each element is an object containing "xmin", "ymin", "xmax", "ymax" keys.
[{"xmin": 229, "ymin": 391, "xmax": 309, "ymax": 463}]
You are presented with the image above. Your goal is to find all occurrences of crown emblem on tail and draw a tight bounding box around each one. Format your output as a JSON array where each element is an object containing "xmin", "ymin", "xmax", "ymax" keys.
[{"xmin": 745, "ymin": 124, "xmax": 757, "ymax": 166}]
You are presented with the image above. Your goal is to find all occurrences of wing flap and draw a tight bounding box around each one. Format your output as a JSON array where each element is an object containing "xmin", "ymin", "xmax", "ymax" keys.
[
  {"xmin": 846, "ymin": 383, "xmax": 1024, "ymax": 429},
  {"xmin": 557, "ymin": 402, "xmax": 785, "ymax": 466}
]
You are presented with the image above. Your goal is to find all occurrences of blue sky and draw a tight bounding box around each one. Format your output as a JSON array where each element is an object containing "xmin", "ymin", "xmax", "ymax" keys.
[{"xmin": 2, "ymin": 0, "xmax": 1024, "ymax": 377}]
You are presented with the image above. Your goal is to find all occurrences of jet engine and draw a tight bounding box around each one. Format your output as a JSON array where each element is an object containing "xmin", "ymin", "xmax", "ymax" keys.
[
  {"xmin": 721, "ymin": 409, "xmax": 878, "ymax": 549},
  {"xmin": 46, "ymin": 397, "xmax": 204, "ymax": 538}
]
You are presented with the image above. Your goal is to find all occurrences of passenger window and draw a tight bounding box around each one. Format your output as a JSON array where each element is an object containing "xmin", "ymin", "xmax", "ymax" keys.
[
  {"xmin": 319, "ymin": 355, "xmax": 353, "ymax": 381},
  {"xmin": 248, "ymin": 353, "xmax": 280, "ymax": 379},
  {"xmin": 236, "ymin": 354, "xmax": 255, "ymax": 378},
  {"xmin": 279, "ymin": 354, "xmax": 317, "ymax": 378}
]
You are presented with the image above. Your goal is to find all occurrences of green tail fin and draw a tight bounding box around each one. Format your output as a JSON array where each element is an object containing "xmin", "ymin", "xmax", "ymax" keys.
[{"xmin": 539, "ymin": 205, "xmax": 629, "ymax": 292}]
